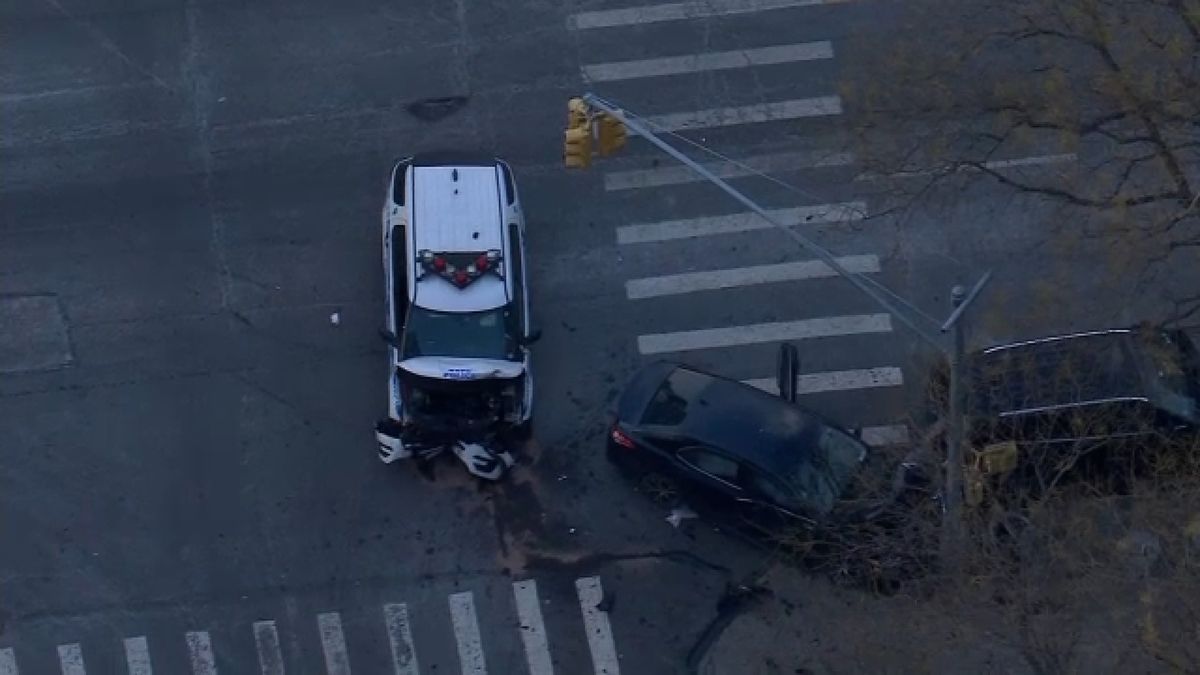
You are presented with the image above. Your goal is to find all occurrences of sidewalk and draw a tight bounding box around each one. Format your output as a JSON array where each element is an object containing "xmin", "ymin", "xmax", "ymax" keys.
[{"xmin": 694, "ymin": 565, "xmax": 1034, "ymax": 675}]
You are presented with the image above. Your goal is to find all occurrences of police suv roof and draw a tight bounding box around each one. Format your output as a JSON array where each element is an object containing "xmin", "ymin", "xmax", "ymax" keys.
[{"xmin": 409, "ymin": 160, "xmax": 510, "ymax": 312}]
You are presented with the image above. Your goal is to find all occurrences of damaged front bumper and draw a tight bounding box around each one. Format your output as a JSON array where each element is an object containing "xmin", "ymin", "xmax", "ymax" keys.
[{"xmin": 374, "ymin": 418, "xmax": 516, "ymax": 480}]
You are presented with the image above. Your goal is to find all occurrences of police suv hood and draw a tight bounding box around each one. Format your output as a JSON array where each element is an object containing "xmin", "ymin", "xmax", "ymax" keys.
[{"xmin": 398, "ymin": 356, "xmax": 524, "ymax": 381}]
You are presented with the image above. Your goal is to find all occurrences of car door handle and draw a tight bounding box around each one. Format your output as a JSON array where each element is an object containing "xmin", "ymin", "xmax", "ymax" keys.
[{"xmin": 735, "ymin": 497, "xmax": 754, "ymax": 504}]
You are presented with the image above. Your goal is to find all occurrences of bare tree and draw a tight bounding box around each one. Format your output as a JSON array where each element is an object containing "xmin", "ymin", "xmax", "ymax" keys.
[{"xmin": 842, "ymin": 0, "xmax": 1200, "ymax": 323}]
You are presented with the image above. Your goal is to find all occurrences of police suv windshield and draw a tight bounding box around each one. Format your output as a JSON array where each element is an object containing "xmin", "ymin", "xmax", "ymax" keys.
[{"xmin": 401, "ymin": 306, "xmax": 514, "ymax": 361}]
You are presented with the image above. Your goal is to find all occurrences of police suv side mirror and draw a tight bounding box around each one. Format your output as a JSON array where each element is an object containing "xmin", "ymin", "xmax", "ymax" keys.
[
  {"xmin": 379, "ymin": 328, "xmax": 403, "ymax": 348},
  {"xmin": 521, "ymin": 328, "xmax": 542, "ymax": 346}
]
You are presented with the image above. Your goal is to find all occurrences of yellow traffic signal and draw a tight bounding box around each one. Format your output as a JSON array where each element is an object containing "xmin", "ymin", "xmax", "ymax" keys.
[
  {"xmin": 596, "ymin": 112, "xmax": 627, "ymax": 156},
  {"xmin": 564, "ymin": 98, "xmax": 593, "ymax": 169},
  {"xmin": 564, "ymin": 126, "xmax": 592, "ymax": 168}
]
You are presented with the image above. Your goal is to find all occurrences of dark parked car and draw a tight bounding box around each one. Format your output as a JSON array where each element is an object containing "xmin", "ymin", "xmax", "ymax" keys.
[
  {"xmin": 606, "ymin": 348, "xmax": 898, "ymax": 535},
  {"xmin": 931, "ymin": 323, "xmax": 1200, "ymax": 498}
]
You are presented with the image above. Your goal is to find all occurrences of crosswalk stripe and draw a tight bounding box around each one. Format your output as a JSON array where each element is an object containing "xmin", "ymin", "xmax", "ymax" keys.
[
  {"xmin": 0, "ymin": 648, "xmax": 15, "ymax": 675},
  {"xmin": 383, "ymin": 604, "xmax": 420, "ymax": 675},
  {"xmin": 742, "ymin": 367, "xmax": 904, "ymax": 396},
  {"xmin": 637, "ymin": 313, "xmax": 892, "ymax": 354},
  {"xmin": 185, "ymin": 632, "xmax": 216, "ymax": 675},
  {"xmin": 855, "ymin": 152, "xmax": 1078, "ymax": 181},
  {"xmin": 124, "ymin": 636, "xmax": 153, "ymax": 675},
  {"xmin": 317, "ymin": 613, "xmax": 351, "ymax": 675},
  {"xmin": 57, "ymin": 643, "xmax": 85, "ymax": 675},
  {"xmin": 448, "ymin": 592, "xmax": 486, "ymax": 675},
  {"xmin": 568, "ymin": 0, "xmax": 828, "ymax": 30},
  {"xmin": 861, "ymin": 424, "xmax": 909, "ymax": 447},
  {"xmin": 626, "ymin": 255, "xmax": 880, "ymax": 299},
  {"xmin": 253, "ymin": 621, "xmax": 285, "ymax": 675},
  {"xmin": 582, "ymin": 41, "xmax": 833, "ymax": 82},
  {"xmin": 512, "ymin": 581, "xmax": 554, "ymax": 675},
  {"xmin": 616, "ymin": 202, "xmax": 866, "ymax": 245},
  {"xmin": 575, "ymin": 577, "xmax": 620, "ymax": 675},
  {"xmin": 641, "ymin": 96, "xmax": 841, "ymax": 132},
  {"xmin": 604, "ymin": 148, "xmax": 853, "ymax": 191}
]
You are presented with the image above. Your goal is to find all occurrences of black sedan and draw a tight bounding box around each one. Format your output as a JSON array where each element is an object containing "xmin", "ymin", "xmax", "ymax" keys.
[{"xmin": 606, "ymin": 355, "xmax": 876, "ymax": 533}]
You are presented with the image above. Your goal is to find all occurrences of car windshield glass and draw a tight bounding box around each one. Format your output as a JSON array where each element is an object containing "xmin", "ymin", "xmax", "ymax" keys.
[
  {"xmin": 783, "ymin": 426, "xmax": 865, "ymax": 515},
  {"xmin": 402, "ymin": 306, "xmax": 513, "ymax": 360},
  {"xmin": 1138, "ymin": 329, "xmax": 1199, "ymax": 422}
]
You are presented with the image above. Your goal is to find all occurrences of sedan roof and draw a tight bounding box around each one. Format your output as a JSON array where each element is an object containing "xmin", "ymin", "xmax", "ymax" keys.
[{"xmin": 627, "ymin": 363, "xmax": 848, "ymax": 473}]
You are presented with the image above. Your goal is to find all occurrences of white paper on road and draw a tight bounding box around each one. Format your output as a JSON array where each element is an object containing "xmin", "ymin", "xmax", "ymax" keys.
[{"xmin": 0, "ymin": 648, "xmax": 16, "ymax": 675}]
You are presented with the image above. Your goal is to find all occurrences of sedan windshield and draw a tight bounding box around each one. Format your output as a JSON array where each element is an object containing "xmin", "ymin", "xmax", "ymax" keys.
[
  {"xmin": 402, "ymin": 306, "xmax": 513, "ymax": 361},
  {"xmin": 784, "ymin": 425, "xmax": 866, "ymax": 515}
]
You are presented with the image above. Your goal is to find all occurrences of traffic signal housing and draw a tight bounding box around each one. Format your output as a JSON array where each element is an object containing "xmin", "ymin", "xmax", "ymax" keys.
[
  {"xmin": 596, "ymin": 112, "xmax": 627, "ymax": 156},
  {"xmin": 564, "ymin": 98, "xmax": 593, "ymax": 169}
]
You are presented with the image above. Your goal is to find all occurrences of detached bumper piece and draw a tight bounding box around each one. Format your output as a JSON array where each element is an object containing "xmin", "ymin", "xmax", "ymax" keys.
[{"xmin": 374, "ymin": 418, "xmax": 516, "ymax": 480}]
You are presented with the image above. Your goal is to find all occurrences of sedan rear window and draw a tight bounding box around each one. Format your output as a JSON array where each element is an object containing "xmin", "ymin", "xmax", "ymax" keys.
[{"xmin": 640, "ymin": 368, "xmax": 711, "ymax": 426}]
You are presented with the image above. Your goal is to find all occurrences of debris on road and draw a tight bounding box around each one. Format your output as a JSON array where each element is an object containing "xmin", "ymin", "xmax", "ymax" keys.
[{"xmin": 667, "ymin": 506, "xmax": 698, "ymax": 528}]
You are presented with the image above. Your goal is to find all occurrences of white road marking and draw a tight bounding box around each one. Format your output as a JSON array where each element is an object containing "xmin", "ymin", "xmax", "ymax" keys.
[
  {"xmin": 638, "ymin": 314, "xmax": 893, "ymax": 354},
  {"xmin": 616, "ymin": 202, "xmax": 866, "ymax": 245},
  {"xmin": 742, "ymin": 366, "xmax": 904, "ymax": 395},
  {"xmin": 641, "ymin": 97, "xmax": 842, "ymax": 132},
  {"xmin": 449, "ymin": 592, "xmax": 487, "ymax": 675},
  {"xmin": 604, "ymin": 148, "xmax": 854, "ymax": 191},
  {"xmin": 0, "ymin": 648, "xmax": 15, "ymax": 675},
  {"xmin": 58, "ymin": 643, "xmax": 86, "ymax": 675},
  {"xmin": 576, "ymin": 577, "xmax": 620, "ymax": 675},
  {"xmin": 512, "ymin": 580, "xmax": 554, "ymax": 675},
  {"xmin": 626, "ymin": 255, "xmax": 880, "ymax": 299},
  {"xmin": 569, "ymin": 0, "xmax": 829, "ymax": 30},
  {"xmin": 582, "ymin": 41, "xmax": 833, "ymax": 82},
  {"xmin": 861, "ymin": 424, "xmax": 910, "ymax": 447},
  {"xmin": 124, "ymin": 636, "xmax": 153, "ymax": 675},
  {"xmin": 383, "ymin": 603, "xmax": 420, "ymax": 675},
  {"xmin": 855, "ymin": 152, "xmax": 1078, "ymax": 181},
  {"xmin": 185, "ymin": 632, "xmax": 216, "ymax": 675},
  {"xmin": 253, "ymin": 621, "xmax": 285, "ymax": 675},
  {"xmin": 317, "ymin": 613, "xmax": 352, "ymax": 675}
]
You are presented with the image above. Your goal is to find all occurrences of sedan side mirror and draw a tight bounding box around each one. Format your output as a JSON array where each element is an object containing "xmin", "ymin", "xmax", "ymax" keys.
[
  {"xmin": 379, "ymin": 328, "xmax": 403, "ymax": 349},
  {"xmin": 520, "ymin": 328, "xmax": 542, "ymax": 346}
]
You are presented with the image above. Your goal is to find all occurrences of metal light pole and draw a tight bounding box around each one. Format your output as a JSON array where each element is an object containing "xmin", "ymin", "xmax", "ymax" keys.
[{"xmin": 939, "ymin": 273, "xmax": 990, "ymax": 562}]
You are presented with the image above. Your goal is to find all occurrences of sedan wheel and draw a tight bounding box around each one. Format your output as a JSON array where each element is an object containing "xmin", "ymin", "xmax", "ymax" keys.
[{"xmin": 636, "ymin": 472, "xmax": 680, "ymax": 505}]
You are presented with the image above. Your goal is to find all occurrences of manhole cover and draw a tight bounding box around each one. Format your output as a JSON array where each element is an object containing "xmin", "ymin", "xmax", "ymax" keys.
[{"xmin": 0, "ymin": 295, "xmax": 74, "ymax": 374}]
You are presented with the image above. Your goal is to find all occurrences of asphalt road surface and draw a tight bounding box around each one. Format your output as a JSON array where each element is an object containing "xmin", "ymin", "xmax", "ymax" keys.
[{"xmin": 0, "ymin": 0, "xmax": 1116, "ymax": 673}]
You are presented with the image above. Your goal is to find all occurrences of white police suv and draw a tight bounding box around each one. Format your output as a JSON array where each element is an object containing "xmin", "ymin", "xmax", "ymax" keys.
[{"xmin": 375, "ymin": 153, "xmax": 538, "ymax": 477}]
